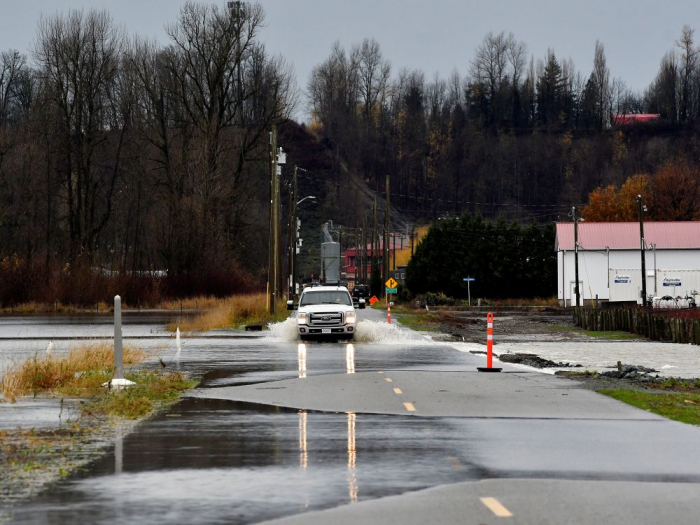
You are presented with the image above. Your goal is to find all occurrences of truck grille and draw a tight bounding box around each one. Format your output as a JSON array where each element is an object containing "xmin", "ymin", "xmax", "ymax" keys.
[{"xmin": 308, "ymin": 312, "xmax": 344, "ymax": 326}]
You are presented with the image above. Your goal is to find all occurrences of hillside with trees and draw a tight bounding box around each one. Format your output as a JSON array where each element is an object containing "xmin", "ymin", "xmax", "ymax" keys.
[{"xmin": 307, "ymin": 30, "xmax": 700, "ymax": 224}]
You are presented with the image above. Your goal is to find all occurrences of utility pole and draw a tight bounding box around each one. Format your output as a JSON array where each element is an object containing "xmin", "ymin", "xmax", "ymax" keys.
[
  {"xmin": 384, "ymin": 173, "xmax": 390, "ymax": 285},
  {"xmin": 267, "ymin": 125, "xmax": 279, "ymax": 314},
  {"xmin": 372, "ymin": 197, "xmax": 378, "ymax": 276},
  {"xmin": 362, "ymin": 214, "xmax": 367, "ymax": 284},
  {"xmin": 637, "ymin": 194, "xmax": 647, "ymax": 307},
  {"xmin": 275, "ymin": 147, "xmax": 286, "ymax": 303},
  {"xmin": 573, "ymin": 206, "xmax": 580, "ymax": 308},
  {"xmin": 338, "ymin": 226, "xmax": 343, "ymax": 283},
  {"xmin": 290, "ymin": 165, "xmax": 298, "ymax": 299},
  {"xmin": 267, "ymin": 129, "xmax": 274, "ymax": 312},
  {"xmin": 411, "ymin": 224, "xmax": 415, "ymax": 256},
  {"xmin": 287, "ymin": 181, "xmax": 293, "ymax": 300}
]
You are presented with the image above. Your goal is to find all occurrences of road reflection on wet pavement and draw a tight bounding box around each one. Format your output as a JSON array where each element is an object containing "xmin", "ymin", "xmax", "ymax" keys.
[
  {"xmin": 192, "ymin": 339, "xmax": 468, "ymax": 388},
  {"xmin": 6, "ymin": 316, "xmax": 488, "ymax": 524},
  {"xmin": 9, "ymin": 397, "xmax": 479, "ymax": 525}
]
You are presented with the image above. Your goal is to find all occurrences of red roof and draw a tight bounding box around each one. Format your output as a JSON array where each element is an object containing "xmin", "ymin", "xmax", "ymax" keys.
[
  {"xmin": 556, "ymin": 222, "xmax": 700, "ymax": 250},
  {"xmin": 613, "ymin": 114, "xmax": 660, "ymax": 125}
]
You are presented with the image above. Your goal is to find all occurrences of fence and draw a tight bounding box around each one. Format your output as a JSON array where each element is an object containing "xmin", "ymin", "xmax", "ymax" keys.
[{"xmin": 573, "ymin": 307, "xmax": 700, "ymax": 346}]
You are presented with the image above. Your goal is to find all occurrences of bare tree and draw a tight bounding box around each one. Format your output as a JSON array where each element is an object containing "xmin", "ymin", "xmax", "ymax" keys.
[
  {"xmin": 357, "ymin": 38, "xmax": 391, "ymax": 125},
  {"xmin": 676, "ymin": 25, "xmax": 697, "ymax": 122},
  {"xmin": 591, "ymin": 41, "xmax": 611, "ymax": 129},
  {"xmin": 34, "ymin": 9, "xmax": 124, "ymax": 261},
  {"xmin": 470, "ymin": 31, "xmax": 509, "ymax": 123}
]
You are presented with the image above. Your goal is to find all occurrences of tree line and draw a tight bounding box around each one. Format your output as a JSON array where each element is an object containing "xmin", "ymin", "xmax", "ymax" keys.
[
  {"xmin": 0, "ymin": 2, "xmax": 296, "ymax": 305},
  {"xmin": 3, "ymin": 3, "xmax": 700, "ymax": 305},
  {"xmin": 307, "ymin": 28, "xmax": 700, "ymax": 224},
  {"xmin": 406, "ymin": 215, "xmax": 556, "ymax": 299}
]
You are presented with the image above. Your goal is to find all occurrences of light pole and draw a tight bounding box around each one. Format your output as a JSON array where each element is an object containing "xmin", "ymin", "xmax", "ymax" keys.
[
  {"xmin": 572, "ymin": 207, "xmax": 584, "ymax": 308},
  {"xmin": 637, "ymin": 195, "xmax": 648, "ymax": 307},
  {"xmin": 291, "ymin": 191, "xmax": 316, "ymax": 299}
]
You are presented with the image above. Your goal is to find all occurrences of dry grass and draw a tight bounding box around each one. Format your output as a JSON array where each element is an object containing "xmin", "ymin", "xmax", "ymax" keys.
[
  {"xmin": 156, "ymin": 296, "xmax": 226, "ymax": 311},
  {"xmin": 167, "ymin": 293, "xmax": 288, "ymax": 332},
  {"xmin": 0, "ymin": 301, "xmax": 114, "ymax": 314},
  {"xmin": 173, "ymin": 301, "xmax": 235, "ymax": 332},
  {"xmin": 491, "ymin": 297, "xmax": 560, "ymax": 307},
  {"xmin": 88, "ymin": 371, "xmax": 197, "ymax": 419},
  {"xmin": 0, "ymin": 296, "xmax": 231, "ymax": 313},
  {"xmin": 2, "ymin": 344, "xmax": 148, "ymax": 402}
]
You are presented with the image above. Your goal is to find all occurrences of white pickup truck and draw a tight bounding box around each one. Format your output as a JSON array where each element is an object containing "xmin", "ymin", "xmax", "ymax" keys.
[{"xmin": 287, "ymin": 285, "xmax": 365, "ymax": 341}]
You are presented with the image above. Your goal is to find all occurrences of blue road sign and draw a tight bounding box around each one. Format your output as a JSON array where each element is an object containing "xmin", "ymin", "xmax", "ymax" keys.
[{"xmin": 463, "ymin": 277, "xmax": 476, "ymax": 282}]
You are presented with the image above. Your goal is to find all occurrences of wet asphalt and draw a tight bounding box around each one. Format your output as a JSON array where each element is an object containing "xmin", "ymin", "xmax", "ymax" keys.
[
  {"xmin": 5, "ymin": 312, "xmax": 700, "ymax": 524},
  {"xmin": 7, "ymin": 326, "xmax": 485, "ymax": 524}
]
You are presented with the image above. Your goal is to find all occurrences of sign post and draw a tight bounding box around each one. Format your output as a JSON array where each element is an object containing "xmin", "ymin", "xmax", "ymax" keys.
[
  {"xmin": 462, "ymin": 277, "xmax": 476, "ymax": 306},
  {"xmin": 385, "ymin": 278, "xmax": 398, "ymax": 324}
]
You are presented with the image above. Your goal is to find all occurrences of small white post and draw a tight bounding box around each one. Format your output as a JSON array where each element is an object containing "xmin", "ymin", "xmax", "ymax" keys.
[
  {"xmin": 105, "ymin": 295, "xmax": 134, "ymax": 390},
  {"xmin": 114, "ymin": 295, "xmax": 124, "ymax": 380}
]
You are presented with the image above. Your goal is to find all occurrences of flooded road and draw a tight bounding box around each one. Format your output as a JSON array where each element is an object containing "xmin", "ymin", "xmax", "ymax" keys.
[
  {"xmin": 5, "ymin": 310, "xmax": 700, "ymax": 524},
  {"xmin": 5, "ymin": 310, "xmax": 486, "ymax": 524},
  {"xmin": 9, "ymin": 399, "xmax": 478, "ymax": 524}
]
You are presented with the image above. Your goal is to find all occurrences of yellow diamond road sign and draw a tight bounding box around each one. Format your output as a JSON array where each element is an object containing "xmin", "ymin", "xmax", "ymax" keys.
[{"xmin": 385, "ymin": 277, "xmax": 398, "ymax": 289}]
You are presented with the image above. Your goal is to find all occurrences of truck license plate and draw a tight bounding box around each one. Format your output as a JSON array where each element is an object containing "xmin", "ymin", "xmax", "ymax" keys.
[{"xmin": 322, "ymin": 329, "xmax": 331, "ymax": 334}]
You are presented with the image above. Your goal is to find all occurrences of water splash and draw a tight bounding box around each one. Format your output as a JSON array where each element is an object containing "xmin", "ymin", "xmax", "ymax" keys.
[
  {"xmin": 174, "ymin": 327, "xmax": 182, "ymax": 369},
  {"xmin": 265, "ymin": 318, "xmax": 425, "ymax": 344},
  {"xmin": 353, "ymin": 321, "xmax": 421, "ymax": 343},
  {"xmin": 266, "ymin": 317, "xmax": 300, "ymax": 341}
]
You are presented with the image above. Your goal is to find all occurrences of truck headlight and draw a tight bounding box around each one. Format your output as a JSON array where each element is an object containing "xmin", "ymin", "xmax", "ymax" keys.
[
  {"xmin": 297, "ymin": 312, "xmax": 307, "ymax": 325},
  {"xmin": 345, "ymin": 312, "xmax": 356, "ymax": 324}
]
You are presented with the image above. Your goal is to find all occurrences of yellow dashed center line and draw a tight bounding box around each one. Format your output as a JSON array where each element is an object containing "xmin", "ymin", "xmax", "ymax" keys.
[
  {"xmin": 393, "ymin": 388, "xmax": 403, "ymax": 394},
  {"xmin": 377, "ymin": 371, "xmax": 384, "ymax": 374},
  {"xmin": 480, "ymin": 497, "xmax": 513, "ymax": 517},
  {"xmin": 384, "ymin": 378, "xmax": 393, "ymax": 383},
  {"xmin": 403, "ymin": 402, "xmax": 416, "ymax": 412}
]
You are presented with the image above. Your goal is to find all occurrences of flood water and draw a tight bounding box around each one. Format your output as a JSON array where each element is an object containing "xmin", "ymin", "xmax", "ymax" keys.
[
  {"xmin": 6, "ymin": 311, "xmax": 700, "ymax": 524},
  {"xmin": 9, "ymin": 399, "xmax": 478, "ymax": 525}
]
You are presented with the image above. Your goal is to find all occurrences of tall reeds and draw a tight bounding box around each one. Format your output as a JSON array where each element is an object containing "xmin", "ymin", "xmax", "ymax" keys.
[{"xmin": 2, "ymin": 344, "xmax": 147, "ymax": 402}]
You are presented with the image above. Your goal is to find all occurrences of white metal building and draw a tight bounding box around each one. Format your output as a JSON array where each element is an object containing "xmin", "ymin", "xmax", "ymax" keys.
[{"xmin": 555, "ymin": 222, "xmax": 700, "ymax": 306}]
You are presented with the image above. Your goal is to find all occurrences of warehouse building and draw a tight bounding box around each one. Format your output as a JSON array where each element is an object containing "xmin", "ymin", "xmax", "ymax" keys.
[{"xmin": 555, "ymin": 222, "xmax": 700, "ymax": 306}]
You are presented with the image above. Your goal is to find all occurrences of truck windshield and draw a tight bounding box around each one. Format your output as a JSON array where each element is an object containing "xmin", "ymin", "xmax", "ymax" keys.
[{"xmin": 300, "ymin": 291, "xmax": 352, "ymax": 306}]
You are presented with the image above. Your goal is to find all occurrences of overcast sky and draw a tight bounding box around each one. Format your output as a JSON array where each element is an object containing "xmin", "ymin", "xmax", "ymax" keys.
[{"xmin": 2, "ymin": 0, "xmax": 698, "ymax": 121}]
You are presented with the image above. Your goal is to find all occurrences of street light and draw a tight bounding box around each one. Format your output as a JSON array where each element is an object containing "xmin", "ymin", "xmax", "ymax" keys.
[{"xmin": 297, "ymin": 196, "xmax": 316, "ymax": 206}]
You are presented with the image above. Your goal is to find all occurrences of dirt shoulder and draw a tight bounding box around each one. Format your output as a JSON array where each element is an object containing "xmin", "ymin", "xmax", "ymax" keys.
[
  {"xmin": 396, "ymin": 307, "xmax": 640, "ymax": 344},
  {"xmin": 397, "ymin": 305, "xmax": 700, "ymax": 396}
]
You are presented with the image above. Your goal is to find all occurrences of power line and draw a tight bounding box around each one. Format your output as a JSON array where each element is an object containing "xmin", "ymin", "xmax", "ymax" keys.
[{"xmin": 291, "ymin": 167, "xmax": 580, "ymax": 216}]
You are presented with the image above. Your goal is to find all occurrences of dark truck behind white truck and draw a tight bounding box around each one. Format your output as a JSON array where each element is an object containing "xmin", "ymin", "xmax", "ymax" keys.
[{"xmin": 287, "ymin": 286, "xmax": 365, "ymax": 341}]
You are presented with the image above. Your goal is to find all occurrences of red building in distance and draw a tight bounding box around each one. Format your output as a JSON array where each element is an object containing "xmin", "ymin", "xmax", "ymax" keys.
[{"xmin": 612, "ymin": 114, "xmax": 660, "ymax": 126}]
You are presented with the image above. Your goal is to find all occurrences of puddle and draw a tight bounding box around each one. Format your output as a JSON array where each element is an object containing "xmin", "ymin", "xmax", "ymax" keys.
[
  {"xmin": 0, "ymin": 398, "xmax": 80, "ymax": 431},
  {"xmin": 9, "ymin": 398, "xmax": 479, "ymax": 524}
]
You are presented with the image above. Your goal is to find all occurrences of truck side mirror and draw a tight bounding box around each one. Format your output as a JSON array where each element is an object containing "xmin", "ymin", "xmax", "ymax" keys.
[
  {"xmin": 358, "ymin": 298, "xmax": 366, "ymax": 309},
  {"xmin": 286, "ymin": 300, "xmax": 296, "ymax": 311}
]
